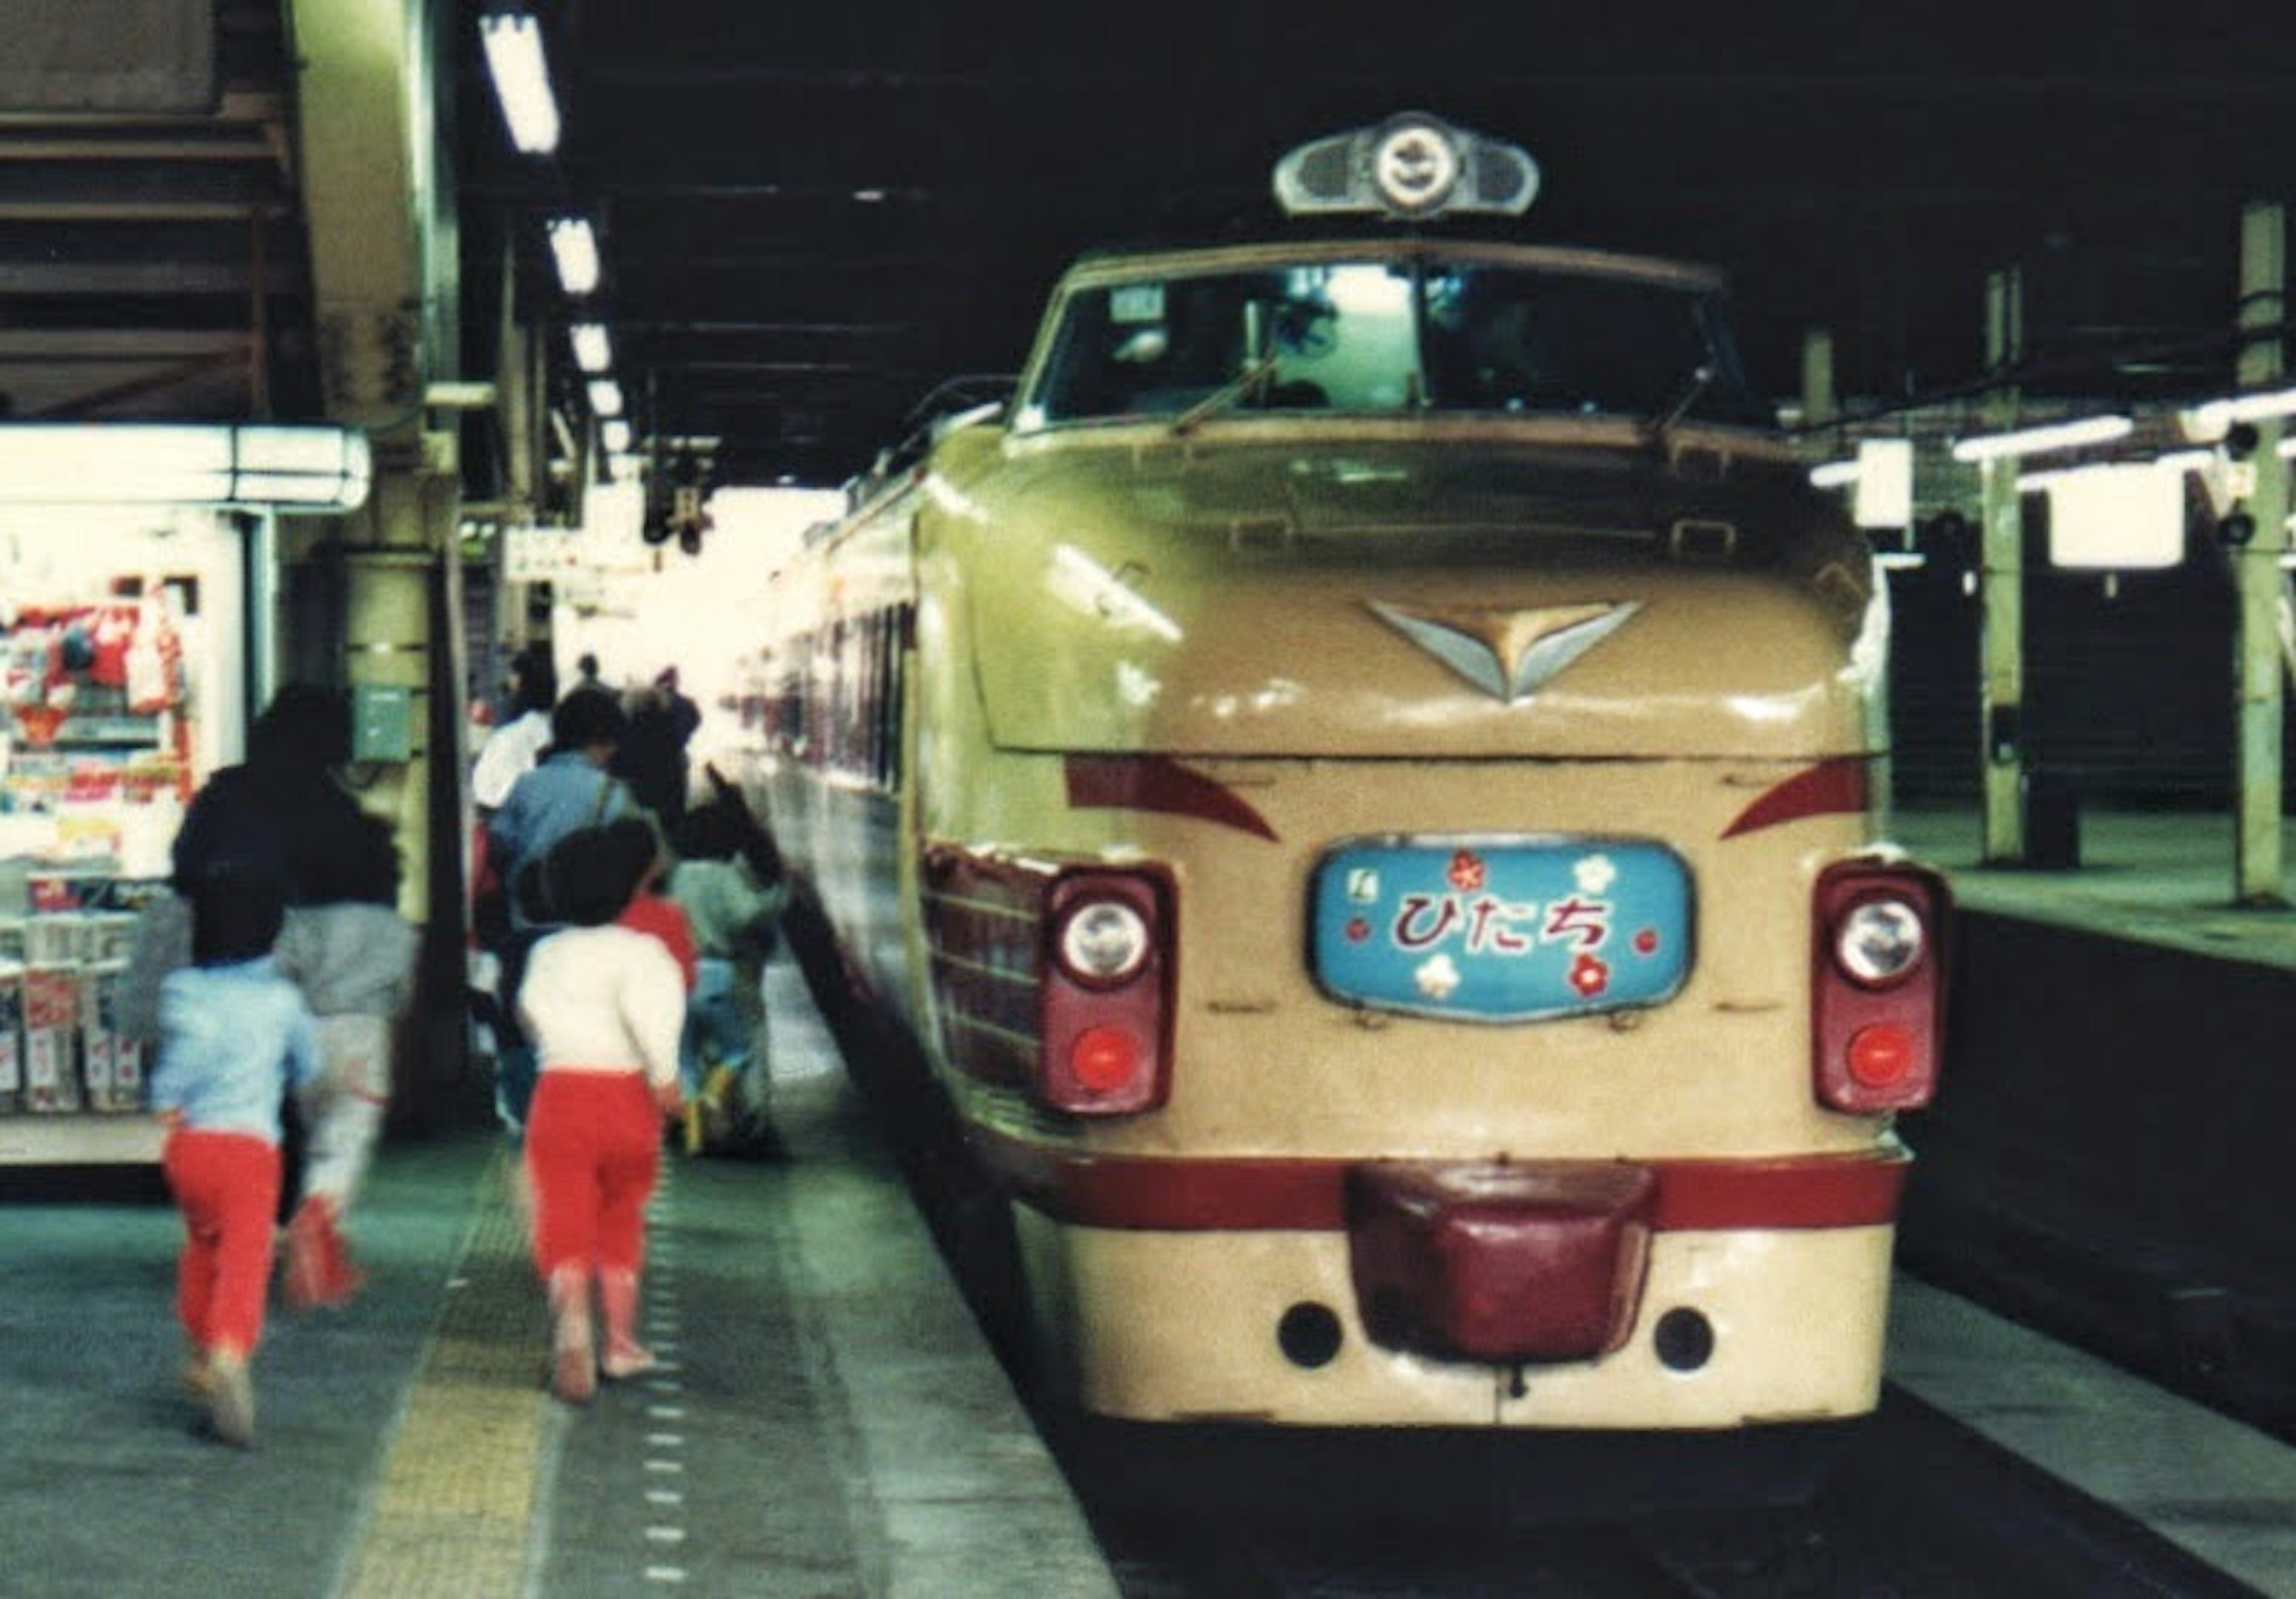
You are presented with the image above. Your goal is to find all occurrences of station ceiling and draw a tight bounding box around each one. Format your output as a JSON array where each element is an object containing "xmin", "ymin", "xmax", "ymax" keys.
[
  {"xmin": 0, "ymin": 3, "xmax": 316, "ymax": 432},
  {"xmin": 479, "ymin": 1, "xmax": 2296, "ymax": 488},
  {"xmin": 1, "ymin": 4, "xmax": 2292, "ymax": 495}
]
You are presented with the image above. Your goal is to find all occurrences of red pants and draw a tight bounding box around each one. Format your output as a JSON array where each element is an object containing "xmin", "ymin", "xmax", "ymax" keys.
[
  {"xmin": 163, "ymin": 1129, "xmax": 283, "ymax": 1357},
  {"xmin": 525, "ymin": 1072, "xmax": 661, "ymax": 1278}
]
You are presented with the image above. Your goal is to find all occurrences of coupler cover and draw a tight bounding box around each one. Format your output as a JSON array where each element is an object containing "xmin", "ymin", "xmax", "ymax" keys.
[{"xmin": 1347, "ymin": 1161, "xmax": 1657, "ymax": 1363}]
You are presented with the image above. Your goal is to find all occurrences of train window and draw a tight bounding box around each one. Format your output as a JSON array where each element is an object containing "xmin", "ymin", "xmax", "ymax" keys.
[
  {"xmin": 1419, "ymin": 264, "xmax": 1770, "ymax": 425},
  {"xmin": 1028, "ymin": 257, "xmax": 1770, "ymax": 430},
  {"xmin": 1034, "ymin": 266, "xmax": 1419, "ymax": 422}
]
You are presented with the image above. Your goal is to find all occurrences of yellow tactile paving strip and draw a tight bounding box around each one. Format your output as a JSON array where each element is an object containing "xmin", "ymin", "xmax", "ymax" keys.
[{"xmin": 338, "ymin": 1154, "xmax": 549, "ymax": 1599}]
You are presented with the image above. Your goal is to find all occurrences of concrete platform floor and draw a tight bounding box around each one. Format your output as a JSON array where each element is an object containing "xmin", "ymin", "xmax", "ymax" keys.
[
  {"xmin": 0, "ymin": 957, "xmax": 1118, "ymax": 1599},
  {"xmin": 1893, "ymin": 804, "xmax": 2296, "ymax": 969}
]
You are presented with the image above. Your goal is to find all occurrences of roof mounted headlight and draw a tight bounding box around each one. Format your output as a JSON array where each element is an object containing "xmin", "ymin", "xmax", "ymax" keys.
[{"xmin": 1272, "ymin": 112, "xmax": 1540, "ymax": 222}]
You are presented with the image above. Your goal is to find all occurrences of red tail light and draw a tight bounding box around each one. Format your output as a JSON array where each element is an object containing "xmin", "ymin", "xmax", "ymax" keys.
[
  {"xmin": 1812, "ymin": 860, "xmax": 1949, "ymax": 1112},
  {"xmin": 1039, "ymin": 869, "xmax": 1174, "ymax": 1115}
]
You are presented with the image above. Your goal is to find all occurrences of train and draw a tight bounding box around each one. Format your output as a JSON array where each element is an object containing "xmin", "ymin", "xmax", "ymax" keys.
[{"xmin": 734, "ymin": 112, "xmax": 1949, "ymax": 1433}]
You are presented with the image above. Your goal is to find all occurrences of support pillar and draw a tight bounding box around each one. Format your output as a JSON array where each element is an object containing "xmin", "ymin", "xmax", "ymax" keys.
[
  {"xmin": 1978, "ymin": 268, "xmax": 2027, "ymax": 865},
  {"xmin": 1800, "ymin": 328, "xmax": 1837, "ymax": 429},
  {"xmin": 286, "ymin": 0, "xmax": 476, "ymax": 1113},
  {"xmin": 2233, "ymin": 201, "xmax": 2288, "ymax": 905}
]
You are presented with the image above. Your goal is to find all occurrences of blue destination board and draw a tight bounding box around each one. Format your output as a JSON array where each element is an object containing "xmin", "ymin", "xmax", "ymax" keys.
[{"xmin": 1310, "ymin": 836, "xmax": 1693, "ymax": 1022}]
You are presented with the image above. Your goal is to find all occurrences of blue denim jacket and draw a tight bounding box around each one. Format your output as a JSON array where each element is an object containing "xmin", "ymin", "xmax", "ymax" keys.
[
  {"xmin": 150, "ymin": 956, "xmax": 322, "ymax": 1143},
  {"xmin": 486, "ymin": 752, "xmax": 637, "ymax": 927}
]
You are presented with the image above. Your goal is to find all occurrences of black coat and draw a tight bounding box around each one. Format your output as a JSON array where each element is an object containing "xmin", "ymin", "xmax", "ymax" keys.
[{"xmin": 171, "ymin": 760, "xmax": 373, "ymax": 905}]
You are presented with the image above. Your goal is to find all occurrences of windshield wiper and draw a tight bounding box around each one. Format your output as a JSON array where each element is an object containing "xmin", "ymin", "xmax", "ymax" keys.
[
  {"xmin": 1643, "ymin": 364, "xmax": 1716, "ymax": 447},
  {"xmin": 1171, "ymin": 350, "xmax": 1283, "ymax": 437}
]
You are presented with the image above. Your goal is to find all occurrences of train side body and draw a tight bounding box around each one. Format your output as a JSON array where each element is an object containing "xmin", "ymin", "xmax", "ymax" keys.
[{"xmin": 748, "ymin": 237, "xmax": 1945, "ymax": 1430}]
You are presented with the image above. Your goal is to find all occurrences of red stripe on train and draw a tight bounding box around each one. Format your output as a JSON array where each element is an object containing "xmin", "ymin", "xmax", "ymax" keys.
[
  {"xmin": 1064, "ymin": 753, "xmax": 1280, "ymax": 842},
  {"xmin": 972, "ymin": 1130, "xmax": 1907, "ymax": 1232},
  {"xmin": 1720, "ymin": 757, "xmax": 1871, "ymax": 840}
]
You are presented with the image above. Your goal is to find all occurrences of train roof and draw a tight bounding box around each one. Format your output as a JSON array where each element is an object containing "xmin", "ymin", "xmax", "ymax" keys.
[{"xmin": 1053, "ymin": 236, "xmax": 1733, "ymax": 296}]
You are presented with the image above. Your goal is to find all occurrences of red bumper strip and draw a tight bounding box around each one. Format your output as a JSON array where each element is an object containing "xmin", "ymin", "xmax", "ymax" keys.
[
  {"xmin": 1720, "ymin": 756, "xmax": 1871, "ymax": 840},
  {"xmin": 972, "ymin": 1131, "xmax": 1907, "ymax": 1233},
  {"xmin": 1064, "ymin": 753, "xmax": 1279, "ymax": 843}
]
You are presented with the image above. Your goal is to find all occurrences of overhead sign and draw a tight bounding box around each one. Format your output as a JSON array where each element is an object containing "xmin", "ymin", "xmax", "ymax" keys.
[{"xmin": 2042, "ymin": 462, "xmax": 2185, "ymax": 570}]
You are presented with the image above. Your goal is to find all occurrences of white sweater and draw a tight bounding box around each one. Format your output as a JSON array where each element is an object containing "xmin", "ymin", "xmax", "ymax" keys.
[{"xmin": 517, "ymin": 923, "xmax": 684, "ymax": 1089}]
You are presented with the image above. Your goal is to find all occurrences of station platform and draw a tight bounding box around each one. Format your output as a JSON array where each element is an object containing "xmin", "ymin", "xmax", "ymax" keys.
[
  {"xmin": 1891, "ymin": 800, "xmax": 2296, "ymax": 1597},
  {"xmin": 1891, "ymin": 802, "xmax": 2296, "ymax": 969},
  {"xmin": 0, "ymin": 956, "xmax": 1119, "ymax": 1599}
]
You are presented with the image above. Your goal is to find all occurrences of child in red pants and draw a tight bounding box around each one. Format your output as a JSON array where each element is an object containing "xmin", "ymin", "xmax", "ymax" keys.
[
  {"xmin": 515, "ymin": 823, "xmax": 685, "ymax": 1402},
  {"xmin": 151, "ymin": 865, "xmax": 322, "ymax": 1447}
]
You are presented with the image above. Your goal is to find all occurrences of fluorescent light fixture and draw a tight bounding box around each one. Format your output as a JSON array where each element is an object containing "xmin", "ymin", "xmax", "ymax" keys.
[
  {"xmin": 601, "ymin": 417, "xmax": 633, "ymax": 454},
  {"xmin": 0, "ymin": 423, "xmax": 370, "ymax": 509},
  {"xmin": 547, "ymin": 216, "xmax": 601, "ymax": 297},
  {"xmin": 1950, "ymin": 414, "xmax": 2133, "ymax": 463},
  {"xmin": 1808, "ymin": 459, "xmax": 1859, "ymax": 489},
  {"xmin": 569, "ymin": 322, "xmax": 613, "ymax": 374},
  {"xmin": 587, "ymin": 378, "xmax": 624, "ymax": 418},
  {"xmin": 2186, "ymin": 385, "xmax": 2296, "ymax": 437},
  {"xmin": 424, "ymin": 380, "xmax": 497, "ymax": 410},
  {"xmin": 480, "ymin": 13, "xmax": 560, "ymax": 155},
  {"xmin": 2019, "ymin": 453, "xmax": 2210, "ymax": 494}
]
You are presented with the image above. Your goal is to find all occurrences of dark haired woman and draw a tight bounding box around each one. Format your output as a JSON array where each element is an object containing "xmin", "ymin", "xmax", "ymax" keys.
[
  {"xmin": 172, "ymin": 683, "xmax": 370, "ymax": 899},
  {"xmin": 515, "ymin": 825, "xmax": 686, "ymax": 1402}
]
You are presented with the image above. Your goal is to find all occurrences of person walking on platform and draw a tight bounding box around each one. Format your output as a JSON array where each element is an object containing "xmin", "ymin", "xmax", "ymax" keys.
[
  {"xmin": 488, "ymin": 686, "xmax": 643, "ymax": 901},
  {"xmin": 171, "ymin": 683, "xmax": 370, "ymax": 901},
  {"xmin": 471, "ymin": 642, "xmax": 558, "ymax": 813},
  {"xmin": 515, "ymin": 825, "xmax": 686, "ymax": 1403},
  {"xmin": 666, "ymin": 796, "xmax": 787, "ymax": 1154},
  {"xmin": 273, "ymin": 812, "xmax": 419, "ymax": 1311},
  {"xmin": 485, "ymin": 686, "xmax": 640, "ymax": 1138},
  {"xmin": 609, "ymin": 814, "xmax": 698, "ymax": 993},
  {"xmin": 611, "ymin": 673, "xmax": 695, "ymax": 828},
  {"xmin": 151, "ymin": 865, "xmax": 322, "ymax": 1448}
]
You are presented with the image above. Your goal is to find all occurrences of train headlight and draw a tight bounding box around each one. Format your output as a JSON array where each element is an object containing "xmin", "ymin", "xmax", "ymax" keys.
[
  {"xmin": 1041, "ymin": 869, "xmax": 1174, "ymax": 1116},
  {"xmin": 1833, "ymin": 897, "xmax": 1926, "ymax": 988},
  {"xmin": 1056, "ymin": 898, "xmax": 1152, "ymax": 987},
  {"xmin": 1812, "ymin": 864, "xmax": 1950, "ymax": 1114}
]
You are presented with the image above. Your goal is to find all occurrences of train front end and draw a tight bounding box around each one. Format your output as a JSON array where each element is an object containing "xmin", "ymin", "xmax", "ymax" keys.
[{"xmin": 906, "ymin": 118, "xmax": 1947, "ymax": 1430}]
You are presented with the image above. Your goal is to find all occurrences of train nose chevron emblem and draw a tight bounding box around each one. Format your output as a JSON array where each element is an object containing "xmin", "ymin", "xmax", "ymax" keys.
[{"xmin": 1367, "ymin": 600, "xmax": 1641, "ymax": 703}]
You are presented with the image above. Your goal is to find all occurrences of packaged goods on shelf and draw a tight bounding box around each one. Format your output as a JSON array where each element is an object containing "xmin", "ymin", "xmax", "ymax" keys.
[
  {"xmin": 22, "ymin": 966, "xmax": 80, "ymax": 1113},
  {"xmin": 82, "ymin": 962, "xmax": 141, "ymax": 1112},
  {"xmin": 0, "ymin": 960, "xmax": 22, "ymax": 1112}
]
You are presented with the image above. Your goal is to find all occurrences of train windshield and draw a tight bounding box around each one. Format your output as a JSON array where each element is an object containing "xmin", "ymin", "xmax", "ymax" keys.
[{"xmin": 1024, "ymin": 258, "xmax": 1772, "ymax": 429}]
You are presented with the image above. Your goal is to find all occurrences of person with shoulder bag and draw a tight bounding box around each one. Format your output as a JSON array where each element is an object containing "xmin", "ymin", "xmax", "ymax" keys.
[{"xmin": 484, "ymin": 686, "xmax": 643, "ymax": 1143}]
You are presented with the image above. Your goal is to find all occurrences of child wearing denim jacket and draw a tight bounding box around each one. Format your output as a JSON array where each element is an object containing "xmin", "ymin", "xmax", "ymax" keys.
[{"xmin": 151, "ymin": 865, "xmax": 322, "ymax": 1447}]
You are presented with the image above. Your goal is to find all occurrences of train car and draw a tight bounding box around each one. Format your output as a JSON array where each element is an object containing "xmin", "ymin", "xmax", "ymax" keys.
[{"xmin": 740, "ymin": 113, "xmax": 1948, "ymax": 1432}]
